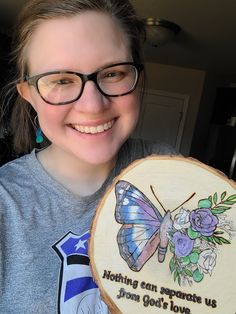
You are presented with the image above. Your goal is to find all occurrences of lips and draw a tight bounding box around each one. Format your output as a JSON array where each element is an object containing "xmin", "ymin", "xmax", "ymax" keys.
[{"xmin": 71, "ymin": 119, "xmax": 115, "ymax": 134}]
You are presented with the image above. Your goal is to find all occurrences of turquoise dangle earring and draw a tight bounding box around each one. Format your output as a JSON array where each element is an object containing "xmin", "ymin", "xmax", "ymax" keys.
[
  {"xmin": 34, "ymin": 115, "xmax": 44, "ymax": 144},
  {"xmin": 36, "ymin": 128, "xmax": 44, "ymax": 144}
]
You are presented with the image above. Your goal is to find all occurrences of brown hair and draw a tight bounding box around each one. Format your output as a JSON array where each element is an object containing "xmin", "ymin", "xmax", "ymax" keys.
[{"xmin": 1, "ymin": 0, "xmax": 145, "ymax": 154}]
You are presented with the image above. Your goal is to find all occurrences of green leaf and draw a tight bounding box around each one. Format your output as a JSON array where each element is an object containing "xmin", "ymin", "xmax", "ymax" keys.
[
  {"xmin": 214, "ymin": 231, "xmax": 224, "ymax": 235},
  {"xmin": 221, "ymin": 191, "xmax": 226, "ymax": 201},
  {"xmin": 184, "ymin": 269, "xmax": 193, "ymax": 277},
  {"xmin": 177, "ymin": 275, "xmax": 181, "ymax": 286},
  {"xmin": 192, "ymin": 247, "xmax": 201, "ymax": 254},
  {"xmin": 189, "ymin": 252, "xmax": 199, "ymax": 264},
  {"xmin": 223, "ymin": 201, "xmax": 235, "ymax": 206},
  {"xmin": 213, "ymin": 205, "xmax": 230, "ymax": 210},
  {"xmin": 204, "ymin": 236, "xmax": 215, "ymax": 243},
  {"xmin": 213, "ymin": 192, "xmax": 218, "ymax": 205},
  {"xmin": 181, "ymin": 255, "xmax": 191, "ymax": 266},
  {"xmin": 211, "ymin": 209, "xmax": 226, "ymax": 214},
  {"xmin": 169, "ymin": 257, "xmax": 176, "ymax": 273},
  {"xmin": 198, "ymin": 199, "xmax": 212, "ymax": 209},
  {"xmin": 208, "ymin": 196, "xmax": 212, "ymax": 203},
  {"xmin": 215, "ymin": 236, "xmax": 231, "ymax": 244},
  {"xmin": 212, "ymin": 236, "xmax": 222, "ymax": 245},
  {"xmin": 225, "ymin": 194, "xmax": 236, "ymax": 202},
  {"xmin": 193, "ymin": 269, "xmax": 204, "ymax": 282},
  {"xmin": 174, "ymin": 269, "xmax": 179, "ymax": 282},
  {"xmin": 188, "ymin": 227, "xmax": 200, "ymax": 239}
]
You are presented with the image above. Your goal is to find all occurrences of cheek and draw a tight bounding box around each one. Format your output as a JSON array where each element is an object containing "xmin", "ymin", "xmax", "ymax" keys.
[
  {"xmin": 127, "ymin": 94, "xmax": 140, "ymax": 124},
  {"xmin": 37, "ymin": 104, "xmax": 68, "ymax": 131},
  {"xmin": 24, "ymin": 87, "xmax": 64, "ymax": 121},
  {"xmin": 121, "ymin": 92, "xmax": 140, "ymax": 117}
]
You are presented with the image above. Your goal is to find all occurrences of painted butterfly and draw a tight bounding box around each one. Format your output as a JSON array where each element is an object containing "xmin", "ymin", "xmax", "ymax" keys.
[{"xmin": 115, "ymin": 180, "xmax": 173, "ymax": 272}]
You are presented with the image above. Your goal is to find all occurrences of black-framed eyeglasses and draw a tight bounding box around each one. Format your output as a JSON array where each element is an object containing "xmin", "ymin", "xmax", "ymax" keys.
[{"xmin": 24, "ymin": 62, "xmax": 143, "ymax": 105}]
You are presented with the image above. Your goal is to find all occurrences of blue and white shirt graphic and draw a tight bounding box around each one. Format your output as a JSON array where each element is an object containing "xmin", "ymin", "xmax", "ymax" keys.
[{"xmin": 53, "ymin": 231, "xmax": 108, "ymax": 314}]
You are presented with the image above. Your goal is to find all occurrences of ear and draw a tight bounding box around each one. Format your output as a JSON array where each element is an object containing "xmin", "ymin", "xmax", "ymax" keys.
[{"xmin": 17, "ymin": 82, "xmax": 34, "ymax": 105}]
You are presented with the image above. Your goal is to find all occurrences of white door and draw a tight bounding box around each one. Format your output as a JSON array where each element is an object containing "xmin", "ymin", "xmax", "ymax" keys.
[{"xmin": 134, "ymin": 89, "xmax": 189, "ymax": 152}]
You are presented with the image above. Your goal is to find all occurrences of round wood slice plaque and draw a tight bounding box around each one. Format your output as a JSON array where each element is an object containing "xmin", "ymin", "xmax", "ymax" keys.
[{"xmin": 89, "ymin": 156, "xmax": 236, "ymax": 314}]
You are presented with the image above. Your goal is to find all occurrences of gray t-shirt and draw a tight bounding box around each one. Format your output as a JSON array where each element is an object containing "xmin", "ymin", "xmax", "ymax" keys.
[{"xmin": 0, "ymin": 139, "xmax": 175, "ymax": 313}]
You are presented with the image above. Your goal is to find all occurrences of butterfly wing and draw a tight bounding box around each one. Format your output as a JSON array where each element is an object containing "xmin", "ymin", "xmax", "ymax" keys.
[{"xmin": 115, "ymin": 180, "xmax": 163, "ymax": 271}]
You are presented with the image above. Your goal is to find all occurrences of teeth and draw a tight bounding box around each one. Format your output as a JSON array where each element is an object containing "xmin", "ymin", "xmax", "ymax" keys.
[
  {"xmin": 104, "ymin": 123, "xmax": 109, "ymax": 130},
  {"xmin": 73, "ymin": 120, "xmax": 114, "ymax": 134}
]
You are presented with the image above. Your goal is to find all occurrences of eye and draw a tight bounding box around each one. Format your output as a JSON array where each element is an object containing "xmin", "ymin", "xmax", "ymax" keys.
[
  {"xmin": 100, "ymin": 70, "xmax": 125, "ymax": 82},
  {"xmin": 40, "ymin": 73, "xmax": 79, "ymax": 88},
  {"xmin": 106, "ymin": 71, "xmax": 123, "ymax": 78},
  {"xmin": 53, "ymin": 78, "xmax": 75, "ymax": 85}
]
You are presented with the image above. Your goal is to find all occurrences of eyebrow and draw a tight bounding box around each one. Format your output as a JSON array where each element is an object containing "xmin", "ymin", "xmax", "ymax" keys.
[{"xmin": 28, "ymin": 60, "xmax": 134, "ymax": 77}]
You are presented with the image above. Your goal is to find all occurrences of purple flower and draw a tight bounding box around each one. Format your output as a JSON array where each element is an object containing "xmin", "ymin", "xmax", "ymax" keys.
[
  {"xmin": 172, "ymin": 231, "xmax": 194, "ymax": 257},
  {"xmin": 189, "ymin": 208, "xmax": 218, "ymax": 236}
]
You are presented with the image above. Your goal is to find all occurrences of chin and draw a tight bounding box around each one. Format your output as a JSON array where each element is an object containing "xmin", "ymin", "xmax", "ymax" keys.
[{"xmin": 79, "ymin": 142, "xmax": 123, "ymax": 167}]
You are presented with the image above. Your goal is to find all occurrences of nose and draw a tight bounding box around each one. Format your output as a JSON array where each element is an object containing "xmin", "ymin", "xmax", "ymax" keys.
[{"xmin": 73, "ymin": 80, "xmax": 109, "ymax": 113}]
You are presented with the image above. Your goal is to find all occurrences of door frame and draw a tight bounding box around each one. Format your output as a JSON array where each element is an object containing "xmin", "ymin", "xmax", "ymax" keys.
[{"xmin": 137, "ymin": 89, "xmax": 190, "ymax": 152}]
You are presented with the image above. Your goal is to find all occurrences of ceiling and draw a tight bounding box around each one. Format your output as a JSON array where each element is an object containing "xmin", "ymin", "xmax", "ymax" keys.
[{"xmin": 0, "ymin": 0, "xmax": 236, "ymax": 80}]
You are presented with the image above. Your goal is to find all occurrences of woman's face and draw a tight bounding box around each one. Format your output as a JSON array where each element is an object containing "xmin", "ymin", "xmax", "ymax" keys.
[{"xmin": 21, "ymin": 11, "xmax": 141, "ymax": 166}]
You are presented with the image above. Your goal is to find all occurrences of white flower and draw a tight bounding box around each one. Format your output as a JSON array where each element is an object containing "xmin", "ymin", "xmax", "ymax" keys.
[
  {"xmin": 198, "ymin": 249, "xmax": 217, "ymax": 275},
  {"xmin": 173, "ymin": 208, "xmax": 190, "ymax": 230},
  {"xmin": 217, "ymin": 215, "xmax": 236, "ymax": 240}
]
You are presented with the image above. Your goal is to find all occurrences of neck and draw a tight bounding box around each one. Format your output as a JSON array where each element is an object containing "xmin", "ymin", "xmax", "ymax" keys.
[{"xmin": 37, "ymin": 145, "xmax": 116, "ymax": 196}]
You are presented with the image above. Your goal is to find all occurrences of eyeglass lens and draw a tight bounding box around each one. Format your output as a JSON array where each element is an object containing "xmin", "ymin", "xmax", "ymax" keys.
[{"xmin": 37, "ymin": 64, "xmax": 139, "ymax": 105}]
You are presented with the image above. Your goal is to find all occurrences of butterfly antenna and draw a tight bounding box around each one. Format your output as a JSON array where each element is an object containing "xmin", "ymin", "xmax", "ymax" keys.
[
  {"xmin": 171, "ymin": 192, "xmax": 196, "ymax": 213},
  {"xmin": 150, "ymin": 185, "xmax": 167, "ymax": 213}
]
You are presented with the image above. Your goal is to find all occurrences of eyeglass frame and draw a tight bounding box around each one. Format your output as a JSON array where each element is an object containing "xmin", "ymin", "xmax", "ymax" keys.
[{"xmin": 24, "ymin": 62, "xmax": 144, "ymax": 105}]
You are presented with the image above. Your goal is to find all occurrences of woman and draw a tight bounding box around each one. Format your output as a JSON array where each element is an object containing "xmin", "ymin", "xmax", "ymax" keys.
[{"xmin": 0, "ymin": 0, "xmax": 175, "ymax": 312}]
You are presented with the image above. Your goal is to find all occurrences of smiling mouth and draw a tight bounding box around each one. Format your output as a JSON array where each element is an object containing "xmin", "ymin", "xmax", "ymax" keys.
[{"xmin": 71, "ymin": 119, "xmax": 115, "ymax": 134}]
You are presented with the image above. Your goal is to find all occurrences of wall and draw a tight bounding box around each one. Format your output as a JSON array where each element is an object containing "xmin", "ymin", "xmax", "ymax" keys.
[
  {"xmin": 190, "ymin": 73, "xmax": 230, "ymax": 162},
  {"xmin": 0, "ymin": 33, "xmax": 11, "ymax": 139},
  {"xmin": 190, "ymin": 72, "xmax": 236, "ymax": 164},
  {"xmin": 144, "ymin": 62, "xmax": 206, "ymax": 156}
]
